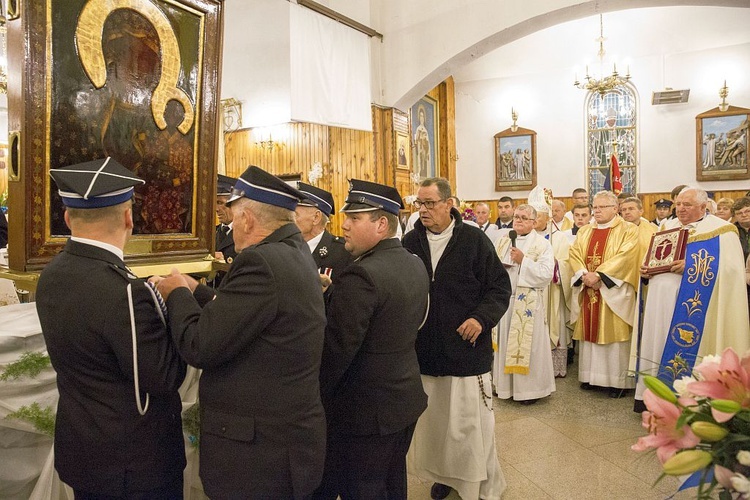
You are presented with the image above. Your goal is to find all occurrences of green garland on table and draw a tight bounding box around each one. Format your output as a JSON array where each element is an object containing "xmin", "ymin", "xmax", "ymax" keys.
[
  {"xmin": 182, "ymin": 403, "xmax": 200, "ymax": 448},
  {"xmin": 0, "ymin": 351, "xmax": 51, "ymax": 381},
  {"xmin": 6, "ymin": 402, "xmax": 56, "ymax": 437}
]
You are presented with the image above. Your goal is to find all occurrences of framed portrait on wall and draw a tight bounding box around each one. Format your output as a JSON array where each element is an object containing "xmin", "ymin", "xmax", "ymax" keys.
[
  {"xmin": 494, "ymin": 126, "xmax": 537, "ymax": 191},
  {"xmin": 696, "ymin": 105, "xmax": 749, "ymax": 181},
  {"xmin": 395, "ymin": 132, "xmax": 409, "ymax": 170},
  {"xmin": 411, "ymin": 95, "xmax": 438, "ymax": 179}
]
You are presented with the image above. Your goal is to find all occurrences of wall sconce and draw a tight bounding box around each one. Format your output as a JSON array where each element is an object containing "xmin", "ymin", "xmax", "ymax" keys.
[
  {"xmin": 510, "ymin": 108, "xmax": 519, "ymax": 132},
  {"xmin": 257, "ymin": 135, "xmax": 284, "ymax": 151},
  {"xmin": 718, "ymin": 80, "xmax": 729, "ymax": 112},
  {"xmin": 221, "ymin": 98, "xmax": 242, "ymax": 132}
]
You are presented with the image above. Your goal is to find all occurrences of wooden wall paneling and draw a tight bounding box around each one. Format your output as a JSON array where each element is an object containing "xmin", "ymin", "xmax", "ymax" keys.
[{"xmin": 440, "ymin": 77, "xmax": 457, "ymax": 189}]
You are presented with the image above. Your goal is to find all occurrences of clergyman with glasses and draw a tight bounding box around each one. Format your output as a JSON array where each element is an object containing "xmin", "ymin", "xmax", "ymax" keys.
[
  {"xmin": 402, "ymin": 177, "xmax": 511, "ymax": 500},
  {"xmin": 492, "ymin": 204, "xmax": 556, "ymax": 405},
  {"xmin": 567, "ymin": 190, "xmax": 640, "ymax": 399},
  {"xmin": 634, "ymin": 187, "xmax": 750, "ymax": 413}
]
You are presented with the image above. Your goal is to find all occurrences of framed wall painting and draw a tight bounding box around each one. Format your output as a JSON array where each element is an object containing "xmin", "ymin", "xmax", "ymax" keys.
[
  {"xmin": 411, "ymin": 95, "xmax": 438, "ymax": 179},
  {"xmin": 494, "ymin": 126, "xmax": 537, "ymax": 191},
  {"xmin": 395, "ymin": 132, "xmax": 409, "ymax": 170},
  {"xmin": 6, "ymin": 0, "xmax": 223, "ymax": 271},
  {"xmin": 696, "ymin": 105, "xmax": 749, "ymax": 182}
]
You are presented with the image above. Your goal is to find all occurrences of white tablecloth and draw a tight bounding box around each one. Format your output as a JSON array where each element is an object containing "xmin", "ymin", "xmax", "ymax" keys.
[{"xmin": 0, "ymin": 302, "xmax": 205, "ymax": 499}]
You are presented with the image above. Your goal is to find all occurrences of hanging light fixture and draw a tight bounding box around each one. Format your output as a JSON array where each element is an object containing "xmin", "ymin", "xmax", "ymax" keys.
[{"xmin": 573, "ymin": 14, "xmax": 631, "ymax": 95}]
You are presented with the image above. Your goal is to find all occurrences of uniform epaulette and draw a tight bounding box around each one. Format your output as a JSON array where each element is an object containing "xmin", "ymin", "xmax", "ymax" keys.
[{"xmin": 108, "ymin": 263, "xmax": 140, "ymax": 282}]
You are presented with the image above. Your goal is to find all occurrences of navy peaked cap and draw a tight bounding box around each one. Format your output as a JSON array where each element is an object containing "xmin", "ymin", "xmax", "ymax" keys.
[
  {"xmin": 49, "ymin": 157, "xmax": 144, "ymax": 209},
  {"xmin": 341, "ymin": 179, "xmax": 404, "ymax": 216},
  {"xmin": 226, "ymin": 165, "xmax": 304, "ymax": 211},
  {"xmin": 297, "ymin": 182, "xmax": 335, "ymax": 217}
]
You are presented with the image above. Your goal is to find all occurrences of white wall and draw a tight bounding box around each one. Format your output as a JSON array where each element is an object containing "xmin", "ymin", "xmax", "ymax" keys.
[{"xmin": 454, "ymin": 39, "xmax": 750, "ymax": 200}]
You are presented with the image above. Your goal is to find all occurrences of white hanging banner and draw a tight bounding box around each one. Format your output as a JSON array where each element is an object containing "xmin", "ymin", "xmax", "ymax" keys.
[{"xmin": 290, "ymin": 5, "xmax": 372, "ymax": 131}]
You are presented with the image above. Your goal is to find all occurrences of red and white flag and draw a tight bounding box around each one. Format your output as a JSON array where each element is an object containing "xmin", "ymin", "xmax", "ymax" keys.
[{"xmin": 611, "ymin": 153, "xmax": 622, "ymax": 195}]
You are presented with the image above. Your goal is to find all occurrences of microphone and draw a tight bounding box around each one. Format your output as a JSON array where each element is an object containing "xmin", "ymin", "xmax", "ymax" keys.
[{"xmin": 509, "ymin": 230, "xmax": 517, "ymax": 248}]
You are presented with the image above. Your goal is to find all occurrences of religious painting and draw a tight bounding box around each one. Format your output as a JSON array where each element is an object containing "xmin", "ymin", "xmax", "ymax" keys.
[
  {"xmin": 494, "ymin": 127, "xmax": 537, "ymax": 191},
  {"xmin": 6, "ymin": 0, "xmax": 223, "ymax": 270},
  {"xmin": 696, "ymin": 106, "xmax": 750, "ymax": 181},
  {"xmin": 411, "ymin": 96, "xmax": 438, "ymax": 179},
  {"xmin": 395, "ymin": 132, "xmax": 409, "ymax": 170}
]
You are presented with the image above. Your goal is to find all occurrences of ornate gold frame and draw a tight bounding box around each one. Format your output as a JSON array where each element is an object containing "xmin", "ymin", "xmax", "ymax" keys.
[{"xmin": 6, "ymin": 0, "xmax": 223, "ymax": 271}]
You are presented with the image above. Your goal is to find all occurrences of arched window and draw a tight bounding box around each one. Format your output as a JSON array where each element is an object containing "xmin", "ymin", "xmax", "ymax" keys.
[{"xmin": 585, "ymin": 84, "xmax": 638, "ymax": 196}]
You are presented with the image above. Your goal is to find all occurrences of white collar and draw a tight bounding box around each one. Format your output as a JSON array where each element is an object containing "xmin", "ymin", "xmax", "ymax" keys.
[
  {"xmin": 307, "ymin": 230, "xmax": 325, "ymax": 253},
  {"xmin": 71, "ymin": 236, "xmax": 124, "ymax": 262}
]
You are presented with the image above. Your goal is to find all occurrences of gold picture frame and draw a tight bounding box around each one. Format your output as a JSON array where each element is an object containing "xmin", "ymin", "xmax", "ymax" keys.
[
  {"xmin": 395, "ymin": 132, "xmax": 409, "ymax": 171},
  {"xmin": 494, "ymin": 126, "xmax": 537, "ymax": 191},
  {"xmin": 695, "ymin": 105, "xmax": 749, "ymax": 182}
]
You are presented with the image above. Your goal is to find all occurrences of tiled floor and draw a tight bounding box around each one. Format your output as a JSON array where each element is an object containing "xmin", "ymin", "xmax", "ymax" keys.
[{"xmin": 406, "ymin": 360, "xmax": 702, "ymax": 500}]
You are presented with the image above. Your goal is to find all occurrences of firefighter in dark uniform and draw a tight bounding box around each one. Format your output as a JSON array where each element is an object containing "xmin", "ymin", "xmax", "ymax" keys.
[{"xmin": 36, "ymin": 158, "xmax": 187, "ymax": 498}]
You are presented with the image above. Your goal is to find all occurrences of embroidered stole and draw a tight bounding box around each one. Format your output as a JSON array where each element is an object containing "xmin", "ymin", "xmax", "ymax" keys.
[
  {"xmin": 503, "ymin": 237, "xmax": 547, "ymax": 375},
  {"xmin": 581, "ymin": 228, "xmax": 611, "ymax": 343},
  {"xmin": 504, "ymin": 287, "xmax": 539, "ymax": 375},
  {"xmin": 657, "ymin": 235, "xmax": 720, "ymax": 389}
]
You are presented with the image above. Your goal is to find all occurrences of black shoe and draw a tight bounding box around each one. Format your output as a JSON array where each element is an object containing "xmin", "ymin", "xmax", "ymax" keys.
[
  {"xmin": 580, "ymin": 382, "xmax": 594, "ymax": 390},
  {"xmin": 609, "ymin": 388, "xmax": 630, "ymax": 399},
  {"xmin": 633, "ymin": 399, "xmax": 648, "ymax": 413},
  {"xmin": 519, "ymin": 398, "xmax": 538, "ymax": 406},
  {"xmin": 431, "ymin": 482, "xmax": 452, "ymax": 500}
]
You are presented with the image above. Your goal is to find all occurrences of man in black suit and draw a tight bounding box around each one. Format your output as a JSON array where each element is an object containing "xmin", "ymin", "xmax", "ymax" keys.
[
  {"xmin": 314, "ymin": 180, "xmax": 429, "ymax": 499},
  {"xmin": 154, "ymin": 166, "xmax": 327, "ymax": 499},
  {"xmin": 206, "ymin": 174, "xmax": 237, "ymax": 288},
  {"xmin": 214, "ymin": 174, "xmax": 237, "ymax": 265},
  {"xmin": 36, "ymin": 158, "xmax": 187, "ymax": 499},
  {"xmin": 296, "ymin": 182, "xmax": 352, "ymax": 281}
]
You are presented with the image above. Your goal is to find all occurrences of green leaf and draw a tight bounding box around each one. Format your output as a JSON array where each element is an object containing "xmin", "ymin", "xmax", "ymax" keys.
[
  {"xmin": 0, "ymin": 352, "xmax": 51, "ymax": 381},
  {"xmin": 6, "ymin": 402, "xmax": 56, "ymax": 437}
]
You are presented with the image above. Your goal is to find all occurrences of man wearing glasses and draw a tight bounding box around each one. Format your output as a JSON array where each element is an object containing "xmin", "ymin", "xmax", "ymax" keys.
[
  {"xmin": 493, "ymin": 205, "xmax": 556, "ymax": 404},
  {"xmin": 403, "ymin": 178, "xmax": 511, "ymax": 500},
  {"xmin": 634, "ymin": 187, "xmax": 750, "ymax": 412},
  {"xmin": 568, "ymin": 191, "xmax": 640, "ymax": 399}
]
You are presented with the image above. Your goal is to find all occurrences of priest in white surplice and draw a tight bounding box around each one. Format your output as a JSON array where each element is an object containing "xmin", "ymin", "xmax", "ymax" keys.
[
  {"xmin": 633, "ymin": 187, "xmax": 750, "ymax": 412},
  {"xmin": 568, "ymin": 191, "xmax": 640, "ymax": 398},
  {"xmin": 493, "ymin": 204, "xmax": 556, "ymax": 403}
]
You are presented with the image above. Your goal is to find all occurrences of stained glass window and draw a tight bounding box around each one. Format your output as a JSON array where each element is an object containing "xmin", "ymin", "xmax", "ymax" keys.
[{"xmin": 585, "ymin": 85, "xmax": 638, "ymax": 197}]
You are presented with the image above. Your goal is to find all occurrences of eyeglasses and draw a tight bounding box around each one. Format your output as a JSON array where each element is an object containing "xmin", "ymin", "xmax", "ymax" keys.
[
  {"xmin": 512, "ymin": 215, "xmax": 536, "ymax": 221},
  {"xmin": 413, "ymin": 199, "xmax": 445, "ymax": 209},
  {"xmin": 592, "ymin": 205, "xmax": 616, "ymax": 211},
  {"xmin": 735, "ymin": 209, "xmax": 750, "ymax": 217}
]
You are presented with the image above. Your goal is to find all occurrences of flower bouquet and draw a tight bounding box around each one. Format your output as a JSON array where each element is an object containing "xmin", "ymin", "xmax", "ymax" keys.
[
  {"xmin": 632, "ymin": 347, "xmax": 750, "ymax": 499},
  {"xmin": 461, "ymin": 207, "xmax": 476, "ymax": 222}
]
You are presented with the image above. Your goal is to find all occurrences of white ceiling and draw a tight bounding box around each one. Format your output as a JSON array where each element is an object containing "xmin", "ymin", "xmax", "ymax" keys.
[{"xmin": 453, "ymin": 6, "xmax": 750, "ymax": 83}]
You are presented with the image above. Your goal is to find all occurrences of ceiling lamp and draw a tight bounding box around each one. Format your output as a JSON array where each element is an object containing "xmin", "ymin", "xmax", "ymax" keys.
[{"xmin": 573, "ymin": 14, "xmax": 631, "ymax": 95}]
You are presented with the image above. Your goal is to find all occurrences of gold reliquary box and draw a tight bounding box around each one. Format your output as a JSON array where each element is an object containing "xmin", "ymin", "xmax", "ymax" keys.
[{"xmin": 5, "ymin": 0, "xmax": 224, "ymax": 272}]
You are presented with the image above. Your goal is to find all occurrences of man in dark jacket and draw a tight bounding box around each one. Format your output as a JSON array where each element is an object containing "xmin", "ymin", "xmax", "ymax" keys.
[
  {"xmin": 154, "ymin": 166, "xmax": 326, "ymax": 499},
  {"xmin": 296, "ymin": 182, "xmax": 353, "ymax": 294},
  {"xmin": 402, "ymin": 177, "xmax": 511, "ymax": 500},
  {"xmin": 0, "ymin": 209, "xmax": 7, "ymax": 248},
  {"xmin": 314, "ymin": 179, "xmax": 429, "ymax": 499},
  {"xmin": 36, "ymin": 158, "xmax": 187, "ymax": 498},
  {"xmin": 207, "ymin": 174, "xmax": 237, "ymax": 288}
]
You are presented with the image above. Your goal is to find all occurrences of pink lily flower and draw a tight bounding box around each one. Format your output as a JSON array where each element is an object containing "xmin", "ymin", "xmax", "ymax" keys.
[
  {"xmin": 632, "ymin": 389, "xmax": 701, "ymax": 464},
  {"xmin": 688, "ymin": 348, "xmax": 750, "ymax": 422}
]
